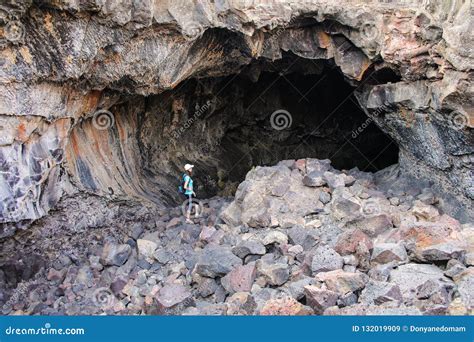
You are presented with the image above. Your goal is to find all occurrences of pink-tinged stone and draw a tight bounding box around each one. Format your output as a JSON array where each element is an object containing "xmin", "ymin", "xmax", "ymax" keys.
[
  {"xmin": 155, "ymin": 284, "xmax": 192, "ymax": 308},
  {"xmin": 199, "ymin": 225, "xmax": 217, "ymax": 243},
  {"xmin": 294, "ymin": 159, "xmax": 306, "ymax": 173},
  {"xmin": 334, "ymin": 229, "xmax": 373, "ymax": 255},
  {"xmin": 304, "ymin": 285, "xmax": 339, "ymax": 314},
  {"xmin": 221, "ymin": 262, "xmax": 257, "ymax": 294},
  {"xmin": 260, "ymin": 296, "xmax": 313, "ymax": 315}
]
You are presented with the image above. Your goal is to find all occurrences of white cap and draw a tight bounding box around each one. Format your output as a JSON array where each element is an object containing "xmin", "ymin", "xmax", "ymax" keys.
[{"xmin": 184, "ymin": 164, "xmax": 194, "ymax": 171}]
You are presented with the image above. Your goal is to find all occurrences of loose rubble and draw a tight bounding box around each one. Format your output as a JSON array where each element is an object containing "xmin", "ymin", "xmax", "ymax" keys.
[{"xmin": 0, "ymin": 159, "xmax": 472, "ymax": 316}]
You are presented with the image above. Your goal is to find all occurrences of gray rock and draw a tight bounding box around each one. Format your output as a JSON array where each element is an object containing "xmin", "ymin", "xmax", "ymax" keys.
[
  {"xmin": 389, "ymin": 263, "xmax": 454, "ymax": 300},
  {"xmin": 319, "ymin": 191, "xmax": 331, "ymax": 204},
  {"xmin": 257, "ymin": 259, "xmax": 290, "ymax": 286},
  {"xmin": 420, "ymin": 243, "xmax": 466, "ymax": 262},
  {"xmin": 153, "ymin": 249, "xmax": 173, "ymax": 264},
  {"xmin": 100, "ymin": 243, "xmax": 132, "ymax": 267},
  {"xmin": 453, "ymin": 268, "xmax": 474, "ymax": 310},
  {"xmin": 371, "ymin": 243, "xmax": 407, "ymax": 264},
  {"xmin": 323, "ymin": 172, "xmax": 345, "ymax": 188},
  {"xmin": 337, "ymin": 292, "xmax": 358, "ymax": 307},
  {"xmin": 359, "ymin": 280, "xmax": 403, "ymax": 305},
  {"xmin": 310, "ymin": 245, "xmax": 344, "ymax": 275},
  {"xmin": 197, "ymin": 277, "xmax": 218, "ymax": 298},
  {"xmin": 130, "ymin": 224, "xmax": 144, "ymax": 240},
  {"xmin": 303, "ymin": 171, "xmax": 326, "ymax": 187},
  {"xmin": 194, "ymin": 246, "xmax": 242, "ymax": 278},
  {"xmin": 444, "ymin": 259, "xmax": 466, "ymax": 278},
  {"xmin": 283, "ymin": 276, "xmax": 315, "ymax": 300},
  {"xmin": 155, "ymin": 284, "xmax": 192, "ymax": 308},
  {"xmin": 232, "ymin": 240, "xmax": 266, "ymax": 258},
  {"xmin": 346, "ymin": 214, "xmax": 393, "ymax": 238},
  {"xmin": 306, "ymin": 159, "xmax": 331, "ymax": 174}
]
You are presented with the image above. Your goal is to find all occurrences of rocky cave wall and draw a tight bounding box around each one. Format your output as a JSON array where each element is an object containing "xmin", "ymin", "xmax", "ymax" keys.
[{"xmin": 0, "ymin": 0, "xmax": 473, "ymax": 231}]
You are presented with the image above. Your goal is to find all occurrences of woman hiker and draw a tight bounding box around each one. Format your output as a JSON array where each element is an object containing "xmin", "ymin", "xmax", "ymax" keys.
[{"xmin": 182, "ymin": 164, "xmax": 198, "ymax": 224}]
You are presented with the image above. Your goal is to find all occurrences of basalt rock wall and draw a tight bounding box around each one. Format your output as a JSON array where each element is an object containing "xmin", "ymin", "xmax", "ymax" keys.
[{"xmin": 0, "ymin": 0, "xmax": 472, "ymax": 230}]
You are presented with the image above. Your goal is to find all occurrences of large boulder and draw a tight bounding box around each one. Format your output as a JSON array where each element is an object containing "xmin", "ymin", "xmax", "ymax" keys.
[
  {"xmin": 193, "ymin": 246, "xmax": 242, "ymax": 278},
  {"xmin": 389, "ymin": 263, "xmax": 454, "ymax": 301},
  {"xmin": 390, "ymin": 217, "xmax": 467, "ymax": 262}
]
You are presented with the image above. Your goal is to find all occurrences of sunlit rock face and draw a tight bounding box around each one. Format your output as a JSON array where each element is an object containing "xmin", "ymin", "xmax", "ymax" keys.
[{"xmin": 0, "ymin": 0, "xmax": 472, "ymax": 229}]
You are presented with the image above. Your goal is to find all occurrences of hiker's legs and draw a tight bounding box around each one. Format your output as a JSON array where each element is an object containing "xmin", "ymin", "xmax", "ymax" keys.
[{"xmin": 186, "ymin": 193, "xmax": 193, "ymax": 221}]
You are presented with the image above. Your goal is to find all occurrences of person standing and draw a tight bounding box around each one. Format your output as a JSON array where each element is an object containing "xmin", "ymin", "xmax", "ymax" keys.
[{"xmin": 182, "ymin": 164, "xmax": 197, "ymax": 223}]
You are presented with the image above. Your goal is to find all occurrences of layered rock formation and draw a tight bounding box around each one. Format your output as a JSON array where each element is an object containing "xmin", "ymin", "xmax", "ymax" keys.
[{"xmin": 0, "ymin": 0, "xmax": 472, "ymax": 230}]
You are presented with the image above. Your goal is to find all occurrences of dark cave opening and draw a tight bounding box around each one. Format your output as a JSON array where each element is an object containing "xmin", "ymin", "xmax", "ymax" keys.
[
  {"xmin": 145, "ymin": 56, "xmax": 399, "ymax": 200},
  {"xmin": 66, "ymin": 55, "xmax": 400, "ymax": 204}
]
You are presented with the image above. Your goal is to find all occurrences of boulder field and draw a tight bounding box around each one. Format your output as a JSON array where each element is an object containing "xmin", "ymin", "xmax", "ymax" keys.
[{"xmin": 1, "ymin": 158, "xmax": 472, "ymax": 315}]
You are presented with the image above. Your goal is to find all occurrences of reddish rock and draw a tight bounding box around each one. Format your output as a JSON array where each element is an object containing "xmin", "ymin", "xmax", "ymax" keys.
[
  {"xmin": 392, "ymin": 218, "xmax": 466, "ymax": 262},
  {"xmin": 294, "ymin": 159, "xmax": 306, "ymax": 173},
  {"xmin": 260, "ymin": 296, "xmax": 313, "ymax": 315},
  {"xmin": 304, "ymin": 285, "xmax": 339, "ymax": 314},
  {"xmin": 226, "ymin": 292, "xmax": 257, "ymax": 315},
  {"xmin": 334, "ymin": 229, "xmax": 373, "ymax": 255},
  {"xmin": 221, "ymin": 262, "xmax": 257, "ymax": 294}
]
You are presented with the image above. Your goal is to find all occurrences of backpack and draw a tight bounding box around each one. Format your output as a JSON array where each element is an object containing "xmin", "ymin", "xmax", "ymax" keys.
[{"xmin": 178, "ymin": 173, "xmax": 187, "ymax": 194}]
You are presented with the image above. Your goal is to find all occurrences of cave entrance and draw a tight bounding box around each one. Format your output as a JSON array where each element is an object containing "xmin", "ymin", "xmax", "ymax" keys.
[
  {"xmin": 148, "ymin": 55, "xmax": 399, "ymax": 200},
  {"xmin": 67, "ymin": 54, "xmax": 400, "ymax": 204}
]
